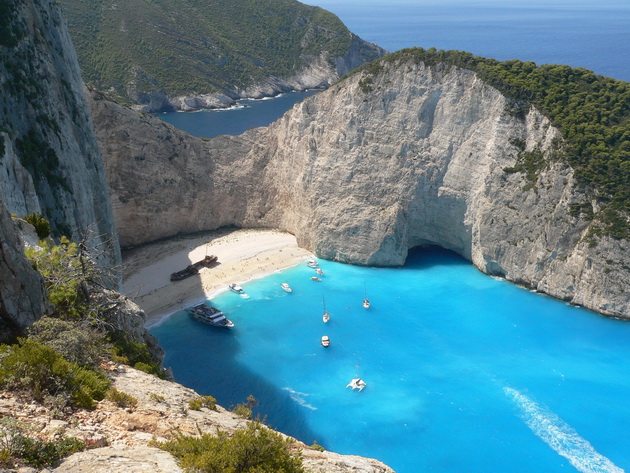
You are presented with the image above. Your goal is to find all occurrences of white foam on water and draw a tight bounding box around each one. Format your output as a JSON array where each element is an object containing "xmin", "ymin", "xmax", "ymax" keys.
[
  {"xmin": 504, "ymin": 387, "xmax": 624, "ymax": 473},
  {"xmin": 282, "ymin": 387, "xmax": 317, "ymax": 411}
]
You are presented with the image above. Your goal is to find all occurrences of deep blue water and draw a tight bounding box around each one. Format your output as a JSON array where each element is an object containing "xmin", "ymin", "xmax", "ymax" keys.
[
  {"xmin": 151, "ymin": 248, "xmax": 630, "ymax": 473},
  {"xmin": 157, "ymin": 90, "xmax": 319, "ymax": 139},
  {"xmin": 305, "ymin": 0, "xmax": 630, "ymax": 83}
]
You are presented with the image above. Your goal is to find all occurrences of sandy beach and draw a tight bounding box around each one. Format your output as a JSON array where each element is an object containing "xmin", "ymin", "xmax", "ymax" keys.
[{"xmin": 122, "ymin": 228, "xmax": 313, "ymax": 327}]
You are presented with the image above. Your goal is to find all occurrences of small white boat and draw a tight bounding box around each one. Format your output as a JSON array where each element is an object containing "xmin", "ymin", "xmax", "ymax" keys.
[
  {"xmin": 306, "ymin": 258, "xmax": 319, "ymax": 268},
  {"xmin": 228, "ymin": 283, "xmax": 244, "ymax": 294},
  {"xmin": 362, "ymin": 282, "xmax": 370, "ymax": 309},
  {"xmin": 315, "ymin": 268, "xmax": 324, "ymax": 275},
  {"xmin": 346, "ymin": 378, "xmax": 367, "ymax": 391},
  {"xmin": 321, "ymin": 335, "xmax": 330, "ymax": 347},
  {"xmin": 322, "ymin": 296, "xmax": 330, "ymax": 323},
  {"xmin": 281, "ymin": 283, "xmax": 292, "ymax": 293},
  {"xmin": 311, "ymin": 276, "xmax": 322, "ymax": 282}
]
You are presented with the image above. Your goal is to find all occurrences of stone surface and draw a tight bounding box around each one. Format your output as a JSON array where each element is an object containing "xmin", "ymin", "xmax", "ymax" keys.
[
  {"xmin": 53, "ymin": 446, "xmax": 184, "ymax": 473},
  {"xmin": 93, "ymin": 60, "xmax": 629, "ymax": 318}
]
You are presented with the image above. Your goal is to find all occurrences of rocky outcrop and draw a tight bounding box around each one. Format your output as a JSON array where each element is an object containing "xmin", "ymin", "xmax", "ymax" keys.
[
  {"xmin": 93, "ymin": 59, "xmax": 629, "ymax": 318},
  {"xmin": 0, "ymin": 366, "xmax": 392, "ymax": 473},
  {"xmin": 0, "ymin": 201, "xmax": 49, "ymax": 342}
]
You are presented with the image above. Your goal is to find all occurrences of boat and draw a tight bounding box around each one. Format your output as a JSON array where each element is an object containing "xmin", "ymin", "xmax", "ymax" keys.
[
  {"xmin": 310, "ymin": 276, "xmax": 322, "ymax": 282},
  {"xmin": 188, "ymin": 303, "xmax": 234, "ymax": 328},
  {"xmin": 315, "ymin": 268, "xmax": 324, "ymax": 276},
  {"xmin": 362, "ymin": 281, "xmax": 371, "ymax": 309},
  {"xmin": 346, "ymin": 378, "xmax": 367, "ymax": 391},
  {"xmin": 228, "ymin": 283, "xmax": 244, "ymax": 294},
  {"xmin": 170, "ymin": 255, "xmax": 218, "ymax": 281},
  {"xmin": 321, "ymin": 335, "xmax": 330, "ymax": 347},
  {"xmin": 322, "ymin": 296, "xmax": 330, "ymax": 323},
  {"xmin": 306, "ymin": 258, "xmax": 319, "ymax": 268},
  {"xmin": 281, "ymin": 283, "xmax": 292, "ymax": 293}
]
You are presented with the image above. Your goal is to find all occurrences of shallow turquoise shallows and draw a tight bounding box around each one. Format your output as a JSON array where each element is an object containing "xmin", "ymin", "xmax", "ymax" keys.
[{"xmin": 151, "ymin": 248, "xmax": 630, "ymax": 473}]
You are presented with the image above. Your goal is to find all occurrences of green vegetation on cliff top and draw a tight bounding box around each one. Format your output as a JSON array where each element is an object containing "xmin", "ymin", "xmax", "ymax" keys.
[
  {"xmin": 59, "ymin": 0, "xmax": 364, "ymax": 103},
  {"xmin": 357, "ymin": 48, "xmax": 630, "ymax": 239}
]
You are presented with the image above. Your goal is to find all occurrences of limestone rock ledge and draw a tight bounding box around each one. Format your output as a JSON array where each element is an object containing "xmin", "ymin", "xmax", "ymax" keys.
[
  {"xmin": 92, "ymin": 58, "xmax": 629, "ymax": 318},
  {"xmin": 0, "ymin": 366, "xmax": 393, "ymax": 473}
]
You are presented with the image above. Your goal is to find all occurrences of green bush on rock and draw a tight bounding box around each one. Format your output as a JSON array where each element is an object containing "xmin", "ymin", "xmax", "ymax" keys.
[{"xmin": 158, "ymin": 421, "xmax": 305, "ymax": 473}]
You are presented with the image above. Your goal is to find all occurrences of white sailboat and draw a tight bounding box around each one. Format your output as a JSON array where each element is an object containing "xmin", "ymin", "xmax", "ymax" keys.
[
  {"xmin": 322, "ymin": 296, "xmax": 330, "ymax": 323},
  {"xmin": 363, "ymin": 282, "xmax": 371, "ymax": 309}
]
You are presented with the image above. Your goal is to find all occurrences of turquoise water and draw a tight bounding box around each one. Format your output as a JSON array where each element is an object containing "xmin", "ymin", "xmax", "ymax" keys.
[{"xmin": 151, "ymin": 248, "xmax": 630, "ymax": 473}]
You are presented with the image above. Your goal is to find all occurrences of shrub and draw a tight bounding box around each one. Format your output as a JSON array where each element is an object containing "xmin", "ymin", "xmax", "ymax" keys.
[
  {"xmin": 28, "ymin": 317, "xmax": 108, "ymax": 369},
  {"xmin": 18, "ymin": 436, "xmax": 84, "ymax": 468},
  {"xmin": 0, "ymin": 416, "xmax": 84, "ymax": 468},
  {"xmin": 0, "ymin": 339, "xmax": 110, "ymax": 409},
  {"xmin": 23, "ymin": 212, "xmax": 51, "ymax": 240},
  {"xmin": 188, "ymin": 395, "xmax": 217, "ymax": 411},
  {"xmin": 231, "ymin": 395, "xmax": 258, "ymax": 419},
  {"xmin": 25, "ymin": 238, "xmax": 90, "ymax": 320},
  {"xmin": 310, "ymin": 440, "xmax": 325, "ymax": 452},
  {"xmin": 149, "ymin": 393, "xmax": 166, "ymax": 403},
  {"xmin": 106, "ymin": 387, "xmax": 138, "ymax": 409},
  {"xmin": 158, "ymin": 421, "xmax": 305, "ymax": 473}
]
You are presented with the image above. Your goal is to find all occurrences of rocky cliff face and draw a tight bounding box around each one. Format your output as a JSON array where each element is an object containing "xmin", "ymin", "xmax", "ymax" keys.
[
  {"xmin": 0, "ymin": 0, "xmax": 119, "ymax": 269},
  {"xmin": 93, "ymin": 59, "xmax": 629, "ymax": 318},
  {"xmin": 0, "ymin": 0, "xmax": 121, "ymax": 338}
]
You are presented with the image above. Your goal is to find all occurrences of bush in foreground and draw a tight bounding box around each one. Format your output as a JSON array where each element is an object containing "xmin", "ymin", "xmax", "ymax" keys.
[
  {"xmin": 158, "ymin": 421, "xmax": 304, "ymax": 473},
  {"xmin": 0, "ymin": 339, "xmax": 110, "ymax": 409}
]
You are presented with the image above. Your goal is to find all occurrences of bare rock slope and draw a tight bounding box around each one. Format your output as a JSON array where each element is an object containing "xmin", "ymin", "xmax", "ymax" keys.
[{"xmin": 94, "ymin": 58, "xmax": 629, "ymax": 318}]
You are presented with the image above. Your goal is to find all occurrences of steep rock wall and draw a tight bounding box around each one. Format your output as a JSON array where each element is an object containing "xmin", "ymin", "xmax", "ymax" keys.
[
  {"xmin": 93, "ymin": 61, "xmax": 629, "ymax": 318},
  {"xmin": 0, "ymin": 0, "xmax": 119, "ymax": 269}
]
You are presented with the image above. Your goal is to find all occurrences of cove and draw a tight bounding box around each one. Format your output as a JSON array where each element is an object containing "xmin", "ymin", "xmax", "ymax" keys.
[
  {"xmin": 151, "ymin": 247, "xmax": 630, "ymax": 473},
  {"xmin": 156, "ymin": 90, "xmax": 319, "ymax": 139}
]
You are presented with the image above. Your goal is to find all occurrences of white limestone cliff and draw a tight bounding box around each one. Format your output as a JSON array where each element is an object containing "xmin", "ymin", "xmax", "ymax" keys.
[{"xmin": 92, "ymin": 59, "xmax": 629, "ymax": 318}]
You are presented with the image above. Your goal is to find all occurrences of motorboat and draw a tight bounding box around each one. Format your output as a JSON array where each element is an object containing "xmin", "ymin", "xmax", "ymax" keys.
[
  {"xmin": 281, "ymin": 283, "xmax": 292, "ymax": 293},
  {"xmin": 188, "ymin": 303, "xmax": 234, "ymax": 328},
  {"xmin": 306, "ymin": 258, "xmax": 319, "ymax": 268},
  {"xmin": 311, "ymin": 276, "xmax": 322, "ymax": 282},
  {"xmin": 322, "ymin": 296, "xmax": 330, "ymax": 323},
  {"xmin": 346, "ymin": 378, "xmax": 367, "ymax": 391},
  {"xmin": 321, "ymin": 335, "xmax": 330, "ymax": 347},
  {"xmin": 228, "ymin": 283, "xmax": 244, "ymax": 294},
  {"xmin": 315, "ymin": 268, "xmax": 324, "ymax": 276}
]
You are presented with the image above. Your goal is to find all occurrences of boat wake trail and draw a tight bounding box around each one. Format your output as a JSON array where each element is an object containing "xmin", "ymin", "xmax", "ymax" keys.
[
  {"xmin": 504, "ymin": 387, "xmax": 624, "ymax": 473},
  {"xmin": 282, "ymin": 387, "xmax": 317, "ymax": 411}
]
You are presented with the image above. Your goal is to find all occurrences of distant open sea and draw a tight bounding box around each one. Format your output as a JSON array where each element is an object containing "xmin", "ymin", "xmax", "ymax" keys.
[
  {"xmin": 158, "ymin": 0, "xmax": 630, "ymax": 139},
  {"xmin": 151, "ymin": 3, "xmax": 630, "ymax": 472}
]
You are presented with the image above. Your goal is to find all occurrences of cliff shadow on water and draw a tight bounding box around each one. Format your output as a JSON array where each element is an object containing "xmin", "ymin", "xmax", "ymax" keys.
[{"xmin": 150, "ymin": 311, "xmax": 325, "ymax": 446}]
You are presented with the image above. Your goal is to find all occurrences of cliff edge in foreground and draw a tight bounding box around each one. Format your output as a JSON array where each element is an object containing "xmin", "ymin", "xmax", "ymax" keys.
[{"xmin": 94, "ymin": 54, "xmax": 629, "ymax": 318}]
